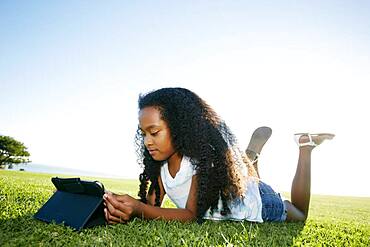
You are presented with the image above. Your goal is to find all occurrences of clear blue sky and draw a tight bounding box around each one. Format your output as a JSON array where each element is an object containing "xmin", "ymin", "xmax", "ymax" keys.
[{"xmin": 1, "ymin": 1, "xmax": 369, "ymax": 196}]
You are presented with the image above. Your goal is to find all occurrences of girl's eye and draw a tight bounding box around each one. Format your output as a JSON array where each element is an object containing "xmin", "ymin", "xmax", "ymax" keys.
[{"xmin": 151, "ymin": 131, "xmax": 159, "ymax": 136}]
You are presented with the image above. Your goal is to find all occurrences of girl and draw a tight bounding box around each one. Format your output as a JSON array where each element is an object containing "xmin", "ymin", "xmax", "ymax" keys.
[{"xmin": 103, "ymin": 87, "xmax": 334, "ymax": 224}]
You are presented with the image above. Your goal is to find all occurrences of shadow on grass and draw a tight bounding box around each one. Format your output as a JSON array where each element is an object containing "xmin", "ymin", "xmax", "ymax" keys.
[
  {"xmin": 181, "ymin": 220, "xmax": 306, "ymax": 246},
  {"xmin": 0, "ymin": 214, "xmax": 306, "ymax": 246},
  {"xmin": 247, "ymin": 221, "xmax": 305, "ymax": 246},
  {"xmin": 0, "ymin": 214, "xmax": 80, "ymax": 246}
]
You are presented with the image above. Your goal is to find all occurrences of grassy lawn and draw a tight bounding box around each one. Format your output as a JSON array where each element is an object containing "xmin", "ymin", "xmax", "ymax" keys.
[{"xmin": 0, "ymin": 170, "xmax": 369, "ymax": 246}]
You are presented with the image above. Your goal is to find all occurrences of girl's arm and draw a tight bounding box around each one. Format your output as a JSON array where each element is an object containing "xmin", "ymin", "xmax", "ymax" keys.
[
  {"xmin": 104, "ymin": 176, "xmax": 198, "ymax": 223},
  {"xmin": 136, "ymin": 175, "xmax": 198, "ymax": 221}
]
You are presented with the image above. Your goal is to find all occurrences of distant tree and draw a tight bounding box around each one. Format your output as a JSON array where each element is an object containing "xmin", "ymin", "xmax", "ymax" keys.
[{"xmin": 0, "ymin": 135, "xmax": 31, "ymax": 169}]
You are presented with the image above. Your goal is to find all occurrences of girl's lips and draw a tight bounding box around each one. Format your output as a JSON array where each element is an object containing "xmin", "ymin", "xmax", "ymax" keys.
[{"xmin": 148, "ymin": 149, "xmax": 158, "ymax": 155}]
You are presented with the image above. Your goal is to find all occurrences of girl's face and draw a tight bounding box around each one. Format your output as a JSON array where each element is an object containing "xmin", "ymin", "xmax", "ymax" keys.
[{"xmin": 139, "ymin": 106, "xmax": 176, "ymax": 161}]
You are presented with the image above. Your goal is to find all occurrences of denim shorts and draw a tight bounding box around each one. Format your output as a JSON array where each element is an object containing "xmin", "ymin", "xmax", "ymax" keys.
[{"xmin": 258, "ymin": 181, "xmax": 287, "ymax": 222}]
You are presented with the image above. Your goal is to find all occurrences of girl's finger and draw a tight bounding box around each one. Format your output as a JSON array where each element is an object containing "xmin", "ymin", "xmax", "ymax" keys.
[
  {"xmin": 104, "ymin": 194, "xmax": 132, "ymax": 214},
  {"xmin": 105, "ymin": 207, "xmax": 127, "ymax": 224},
  {"xmin": 104, "ymin": 197, "xmax": 118, "ymax": 215},
  {"xmin": 108, "ymin": 212, "xmax": 123, "ymax": 222},
  {"xmin": 105, "ymin": 200, "xmax": 130, "ymax": 221},
  {"xmin": 104, "ymin": 208, "xmax": 108, "ymax": 221},
  {"xmin": 108, "ymin": 220, "xmax": 115, "ymax": 225}
]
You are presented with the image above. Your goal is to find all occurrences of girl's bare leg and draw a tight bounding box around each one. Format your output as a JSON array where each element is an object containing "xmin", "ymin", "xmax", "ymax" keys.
[
  {"xmin": 252, "ymin": 160, "xmax": 260, "ymax": 178},
  {"xmin": 244, "ymin": 151, "xmax": 260, "ymax": 178},
  {"xmin": 285, "ymin": 133, "xmax": 334, "ymax": 221},
  {"xmin": 245, "ymin": 126, "xmax": 272, "ymax": 178},
  {"xmin": 285, "ymin": 146, "xmax": 313, "ymax": 221}
]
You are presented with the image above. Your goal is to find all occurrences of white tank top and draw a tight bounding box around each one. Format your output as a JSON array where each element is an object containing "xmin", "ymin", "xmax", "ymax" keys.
[{"xmin": 160, "ymin": 156, "xmax": 263, "ymax": 222}]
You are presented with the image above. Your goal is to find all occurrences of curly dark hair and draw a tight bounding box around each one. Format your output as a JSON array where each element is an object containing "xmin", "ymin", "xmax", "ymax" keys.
[{"xmin": 135, "ymin": 87, "xmax": 257, "ymax": 223}]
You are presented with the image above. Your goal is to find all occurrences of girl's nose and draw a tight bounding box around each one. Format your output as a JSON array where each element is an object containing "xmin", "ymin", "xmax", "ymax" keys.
[{"xmin": 144, "ymin": 136, "xmax": 153, "ymax": 147}]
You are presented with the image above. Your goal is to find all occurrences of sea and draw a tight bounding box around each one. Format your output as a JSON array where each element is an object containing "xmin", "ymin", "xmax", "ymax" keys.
[{"xmin": 5, "ymin": 163, "xmax": 124, "ymax": 179}]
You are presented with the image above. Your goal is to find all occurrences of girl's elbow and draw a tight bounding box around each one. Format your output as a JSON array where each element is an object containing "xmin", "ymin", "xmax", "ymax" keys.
[{"xmin": 186, "ymin": 210, "xmax": 197, "ymax": 222}]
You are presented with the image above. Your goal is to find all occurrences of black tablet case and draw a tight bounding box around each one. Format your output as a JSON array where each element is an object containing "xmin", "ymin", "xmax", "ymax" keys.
[{"xmin": 34, "ymin": 177, "xmax": 106, "ymax": 231}]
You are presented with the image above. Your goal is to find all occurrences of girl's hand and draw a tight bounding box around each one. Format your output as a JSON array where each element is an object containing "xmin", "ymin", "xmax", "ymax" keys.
[{"xmin": 103, "ymin": 192, "xmax": 140, "ymax": 224}]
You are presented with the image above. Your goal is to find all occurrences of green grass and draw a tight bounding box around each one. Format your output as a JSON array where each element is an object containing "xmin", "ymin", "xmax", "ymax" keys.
[{"xmin": 1, "ymin": 170, "xmax": 369, "ymax": 246}]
